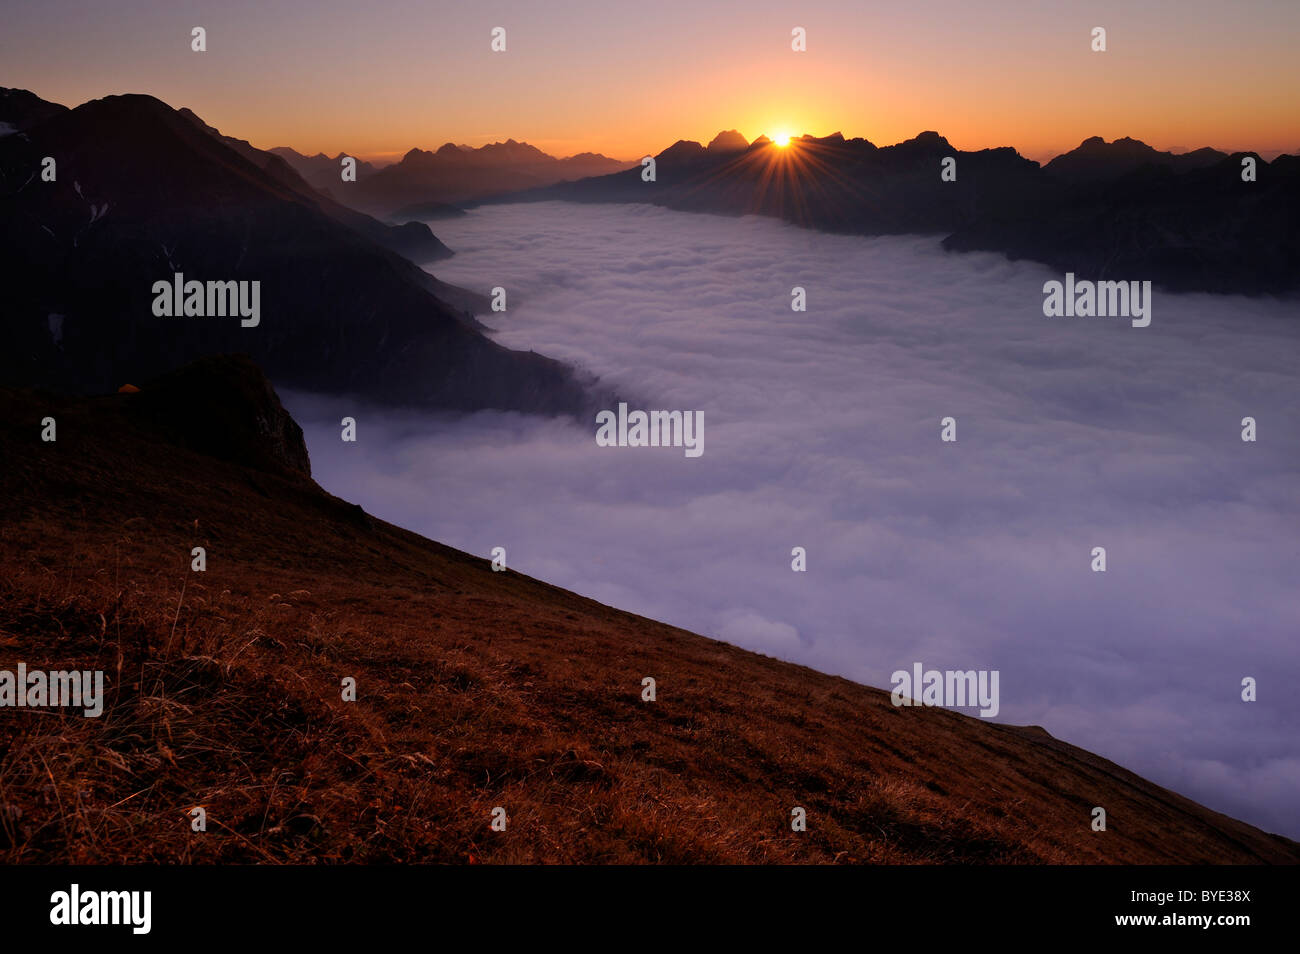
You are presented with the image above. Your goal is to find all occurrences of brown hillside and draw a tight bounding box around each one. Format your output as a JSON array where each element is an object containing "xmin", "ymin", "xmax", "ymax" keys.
[{"xmin": 0, "ymin": 357, "xmax": 1295, "ymax": 864}]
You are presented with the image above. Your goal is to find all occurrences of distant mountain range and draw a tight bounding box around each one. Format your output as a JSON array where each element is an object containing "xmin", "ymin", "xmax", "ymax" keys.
[
  {"xmin": 0, "ymin": 89, "xmax": 588, "ymax": 412},
  {"xmin": 331, "ymin": 140, "xmax": 635, "ymax": 216},
  {"xmin": 3, "ymin": 85, "xmax": 1293, "ymax": 417},
  {"xmin": 266, "ymin": 138, "xmax": 634, "ymax": 219},
  {"xmin": 267, "ymin": 146, "xmax": 379, "ymax": 193},
  {"xmin": 504, "ymin": 129, "xmax": 1300, "ymax": 295},
  {"xmin": 1039, "ymin": 135, "xmax": 1229, "ymax": 181}
]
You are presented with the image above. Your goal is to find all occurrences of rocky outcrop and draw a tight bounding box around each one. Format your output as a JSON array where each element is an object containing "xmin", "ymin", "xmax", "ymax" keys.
[{"xmin": 123, "ymin": 354, "xmax": 312, "ymax": 478}]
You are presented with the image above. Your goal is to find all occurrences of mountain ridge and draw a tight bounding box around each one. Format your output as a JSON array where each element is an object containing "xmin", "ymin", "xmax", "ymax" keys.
[
  {"xmin": 349, "ymin": 138, "xmax": 636, "ymax": 215},
  {"xmin": 488, "ymin": 129, "xmax": 1299, "ymax": 295}
]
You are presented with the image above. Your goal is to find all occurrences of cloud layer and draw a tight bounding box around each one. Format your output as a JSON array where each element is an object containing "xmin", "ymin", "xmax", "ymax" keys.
[{"xmin": 284, "ymin": 201, "xmax": 1300, "ymax": 838}]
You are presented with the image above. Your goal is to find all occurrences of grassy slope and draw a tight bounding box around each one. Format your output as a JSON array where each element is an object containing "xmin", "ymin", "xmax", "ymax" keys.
[{"xmin": 0, "ymin": 384, "xmax": 1295, "ymax": 864}]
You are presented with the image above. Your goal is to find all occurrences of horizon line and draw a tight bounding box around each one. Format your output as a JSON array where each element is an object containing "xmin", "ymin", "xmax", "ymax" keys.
[{"xmin": 15, "ymin": 86, "xmax": 1300, "ymax": 167}]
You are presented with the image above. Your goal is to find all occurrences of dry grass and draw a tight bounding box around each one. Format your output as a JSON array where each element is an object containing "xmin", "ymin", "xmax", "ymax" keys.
[{"xmin": 0, "ymin": 383, "xmax": 1296, "ymax": 865}]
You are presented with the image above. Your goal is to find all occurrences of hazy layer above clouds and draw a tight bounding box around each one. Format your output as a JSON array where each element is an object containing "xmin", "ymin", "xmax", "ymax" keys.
[{"xmin": 282, "ymin": 201, "xmax": 1300, "ymax": 838}]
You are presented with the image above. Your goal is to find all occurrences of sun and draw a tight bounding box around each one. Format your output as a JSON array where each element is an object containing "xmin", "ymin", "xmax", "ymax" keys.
[{"xmin": 771, "ymin": 131, "xmax": 792, "ymax": 147}]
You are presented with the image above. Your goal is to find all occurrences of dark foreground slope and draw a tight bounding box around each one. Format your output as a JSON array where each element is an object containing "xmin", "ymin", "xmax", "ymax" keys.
[{"xmin": 1, "ymin": 358, "xmax": 1296, "ymax": 864}]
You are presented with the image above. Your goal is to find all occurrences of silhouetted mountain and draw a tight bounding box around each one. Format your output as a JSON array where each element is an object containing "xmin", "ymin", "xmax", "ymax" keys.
[
  {"xmin": 0, "ymin": 92, "xmax": 588, "ymax": 412},
  {"xmin": 656, "ymin": 139, "xmax": 710, "ymax": 166},
  {"xmin": 0, "ymin": 88, "xmax": 67, "ymax": 134},
  {"xmin": 504, "ymin": 129, "xmax": 1299, "ymax": 295},
  {"xmin": 1042, "ymin": 136, "xmax": 1227, "ymax": 182},
  {"xmin": 519, "ymin": 129, "xmax": 1038, "ymax": 236},
  {"xmin": 473, "ymin": 138, "xmax": 551, "ymax": 165},
  {"xmin": 706, "ymin": 129, "xmax": 748, "ymax": 154},
  {"xmin": 945, "ymin": 147, "xmax": 1300, "ymax": 294},
  {"xmin": 176, "ymin": 108, "xmax": 449, "ymax": 263},
  {"xmin": 269, "ymin": 146, "xmax": 378, "ymax": 192},
  {"xmin": 351, "ymin": 139, "xmax": 634, "ymax": 215}
]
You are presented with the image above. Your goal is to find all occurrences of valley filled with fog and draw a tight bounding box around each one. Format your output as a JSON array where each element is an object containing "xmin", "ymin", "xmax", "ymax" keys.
[{"xmin": 284, "ymin": 201, "xmax": 1300, "ymax": 837}]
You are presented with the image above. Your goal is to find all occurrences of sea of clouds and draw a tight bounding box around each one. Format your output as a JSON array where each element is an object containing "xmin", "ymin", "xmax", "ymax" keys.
[{"xmin": 283, "ymin": 201, "xmax": 1300, "ymax": 838}]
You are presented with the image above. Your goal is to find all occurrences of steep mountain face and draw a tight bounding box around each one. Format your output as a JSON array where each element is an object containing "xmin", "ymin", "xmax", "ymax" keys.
[
  {"xmin": 2, "ymin": 359, "xmax": 1297, "ymax": 864},
  {"xmin": 510, "ymin": 130, "xmax": 1300, "ymax": 295},
  {"xmin": 177, "ymin": 108, "xmax": 450, "ymax": 263},
  {"xmin": 350, "ymin": 139, "xmax": 634, "ymax": 215},
  {"xmin": 0, "ymin": 91, "xmax": 588, "ymax": 413}
]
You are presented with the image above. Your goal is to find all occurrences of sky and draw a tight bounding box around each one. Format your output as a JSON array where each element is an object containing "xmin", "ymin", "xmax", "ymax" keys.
[
  {"xmin": 3, "ymin": 0, "xmax": 1298, "ymax": 163},
  {"xmin": 285, "ymin": 201, "xmax": 1300, "ymax": 839}
]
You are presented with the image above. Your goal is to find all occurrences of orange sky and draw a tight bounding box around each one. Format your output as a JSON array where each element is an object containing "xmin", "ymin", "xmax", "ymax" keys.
[{"xmin": 6, "ymin": 0, "xmax": 1299, "ymax": 164}]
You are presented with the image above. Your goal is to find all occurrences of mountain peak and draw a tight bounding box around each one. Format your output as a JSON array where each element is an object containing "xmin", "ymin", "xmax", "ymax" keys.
[
  {"xmin": 657, "ymin": 139, "xmax": 707, "ymax": 162},
  {"xmin": 707, "ymin": 129, "xmax": 749, "ymax": 153},
  {"xmin": 476, "ymin": 139, "xmax": 550, "ymax": 163},
  {"xmin": 905, "ymin": 130, "xmax": 952, "ymax": 149}
]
